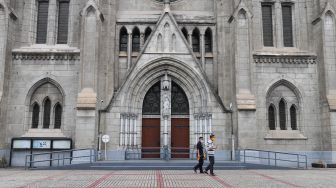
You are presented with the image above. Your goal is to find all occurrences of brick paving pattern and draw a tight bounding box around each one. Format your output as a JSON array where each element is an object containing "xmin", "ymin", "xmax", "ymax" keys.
[{"xmin": 0, "ymin": 169, "xmax": 335, "ymax": 188}]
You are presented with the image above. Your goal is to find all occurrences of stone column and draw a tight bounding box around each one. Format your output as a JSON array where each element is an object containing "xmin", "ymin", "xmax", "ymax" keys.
[
  {"xmin": 120, "ymin": 114, "xmax": 124, "ymax": 146},
  {"xmin": 208, "ymin": 114, "xmax": 212, "ymax": 133},
  {"xmin": 47, "ymin": 0, "xmax": 57, "ymax": 45},
  {"xmin": 203, "ymin": 114, "xmax": 207, "ymax": 138},
  {"xmin": 140, "ymin": 33, "xmax": 145, "ymax": 50},
  {"xmin": 200, "ymin": 33, "xmax": 205, "ymax": 68},
  {"xmin": 199, "ymin": 115, "xmax": 203, "ymax": 139},
  {"xmin": 235, "ymin": 10, "xmax": 256, "ymax": 111},
  {"xmin": 127, "ymin": 32, "xmax": 132, "ymax": 69},
  {"xmin": 287, "ymin": 108, "xmax": 292, "ymax": 130},
  {"xmin": 129, "ymin": 114, "xmax": 133, "ymax": 146},
  {"xmin": 188, "ymin": 31, "xmax": 192, "ymax": 48},
  {"xmin": 163, "ymin": 115, "xmax": 168, "ymax": 146},
  {"xmin": 125, "ymin": 115, "xmax": 129, "ymax": 146},
  {"xmin": 194, "ymin": 114, "xmax": 199, "ymax": 143},
  {"xmin": 331, "ymin": 112, "xmax": 336, "ymax": 163},
  {"xmin": 133, "ymin": 115, "xmax": 137, "ymax": 146},
  {"xmin": 276, "ymin": 108, "xmax": 280, "ymax": 130},
  {"xmin": 0, "ymin": 4, "xmax": 14, "ymax": 108},
  {"xmin": 275, "ymin": 1, "xmax": 283, "ymax": 48},
  {"xmin": 76, "ymin": 3, "xmax": 103, "ymax": 149}
]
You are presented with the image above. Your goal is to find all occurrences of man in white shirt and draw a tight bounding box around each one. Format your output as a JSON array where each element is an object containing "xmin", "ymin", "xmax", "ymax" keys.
[{"xmin": 205, "ymin": 133, "xmax": 216, "ymax": 176}]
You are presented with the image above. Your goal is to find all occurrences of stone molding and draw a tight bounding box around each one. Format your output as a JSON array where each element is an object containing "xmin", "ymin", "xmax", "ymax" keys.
[
  {"xmin": 77, "ymin": 88, "xmax": 97, "ymax": 110},
  {"xmin": 236, "ymin": 92, "xmax": 256, "ymax": 110},
  {"xmin": 253, "ymin": 55, "xmax": 317, "ymax": 64},
  {"xmin": 22, "ymin": 129, "xmax": 66, "ymax": 138},
  {"xmin": 12, "ymin": 52, "xmax": 80, "ymax": 61},
  {"xmin": 264, "ymin": 130, "xmax": 307, "ymax": 140}
]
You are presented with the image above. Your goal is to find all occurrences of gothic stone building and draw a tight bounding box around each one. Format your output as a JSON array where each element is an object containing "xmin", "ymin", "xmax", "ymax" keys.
[{"xmin": 0, "ymin": 0, "xmax": 336, "ymax": 166}]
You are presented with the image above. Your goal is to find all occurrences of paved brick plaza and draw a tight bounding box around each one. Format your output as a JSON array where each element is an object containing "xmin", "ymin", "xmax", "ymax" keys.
[{"xmin": 0, "ymin": 169, "xmax": 335, "ymax": 188}]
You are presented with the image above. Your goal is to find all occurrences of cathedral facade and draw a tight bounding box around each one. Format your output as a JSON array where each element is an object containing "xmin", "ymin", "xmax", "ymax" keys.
[{"xmin": 0, "ymin": 0, "xmax": 336, "ymax": 165}]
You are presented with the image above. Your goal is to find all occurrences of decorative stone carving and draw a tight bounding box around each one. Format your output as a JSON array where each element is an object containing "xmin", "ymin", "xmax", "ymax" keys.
[
  {"xmin": 253, "ymin": 55, "xmax": 317, "ymax": 64},
  {"xmin": 12, "ymin": 52, "xmax": 79, "ymax": 61},
  {"xmin": 163, "ymin": 94, "xmax": 170, "ymax": 115}
]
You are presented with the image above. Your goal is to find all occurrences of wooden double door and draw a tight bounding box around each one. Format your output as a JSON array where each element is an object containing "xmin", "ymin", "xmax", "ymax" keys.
[{"xmin": 142, "ymin": 118, "xmax": 189, "ymax": 159}]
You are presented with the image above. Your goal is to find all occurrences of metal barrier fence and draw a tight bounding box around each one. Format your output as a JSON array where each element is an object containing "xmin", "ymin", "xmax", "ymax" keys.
[
  {"xmin": 125, "ymin": 147, "xmax": 197, "ymax": 160},
  {"xmin": 241, "ymin": 149, "xmax": 308, "ymax": 169},
  {"xmin": 25, "ymin": 148, "xmax": 96, "ymax": 170}
]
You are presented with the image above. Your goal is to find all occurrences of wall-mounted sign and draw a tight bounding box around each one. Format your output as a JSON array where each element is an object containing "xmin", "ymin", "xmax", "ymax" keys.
[
  {"xmin": 53, "ymin": 140, "xmax": 71, "ymax": 149},
  {"xmin": 12, "ymin": 140, "xmax": 31, "ymax": 149},
  {"xmin": 33, "ymin": 140, "xmax": 51, "ymax": 149}
]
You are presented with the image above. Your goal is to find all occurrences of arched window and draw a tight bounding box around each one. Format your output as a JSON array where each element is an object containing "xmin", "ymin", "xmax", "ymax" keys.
[
  {"xmin": 268, "ymin": 105, "xmax": 276, "ymax": 130},
  {"xmin": 290, "ymin": 105, "xmax": 297, "ymax": 130},
  {"xmin": 54, "ymin": 103, "xmax": 62, "ymax": 129},
  {"xmin": 142, "ymin": 82, "xmax": 161, "ymax": 115},
  {"xmin": 132, "ymin": 27, "xmax": 140, "ymax": 52},
  {"xmin": 282, "ymin": 3, "xmax": 293, "ymax": 47},
  {"xmin": 157, "ymin": 34, "xmax": 163, "ymax": 51},
  {"xmin": 266, "ymin": 81, "xmax": 301, "ymax": 132},
  {"xmin": 57, "ymin": 0, "xmax": 70, "ymax": 44},
  {"xmin": 144, "ymin": 27, "xmax": 152, "ymax": 42},
  {"xmin": 36, "ymin": 0, "xmax": 49, "ymax": 44},
  {"xmin": 181, "ymin": 27, "xmax": 188, "ymax": 41},
  {"xmin": 204, "ymin": 28, "xmax": 212, "ymax": 53},
  {"xmin": 171, "ymin": 82, "xmax": 189, "ymax": 115},
  {"xmin": 172, "ymin": 34, "xmax": 176, "ymax": 52},
  {"xmin": 279, "ymin": 99, "xmax": 286, "ymax": 130},
  {"xmin": 43, "ymin": 98, "xmax": 51, "ymax": 129},
  {"xmin": 261, "ymin": 3, "xmax": 274, "ymax": 46},
  {"xmin": 119, "ymin": 27, "xmax": 128, "ymax": 52},
  {"xmin": 32, "ymin": 103, "xmax": 40, "ymax": 129},
  {"xmin": 192, "ymin": 28, "xmax": 200, "ymax": 52},
  {"xmin": 29, "ymin": 81, "xmax": 64, "ymax": 130}
]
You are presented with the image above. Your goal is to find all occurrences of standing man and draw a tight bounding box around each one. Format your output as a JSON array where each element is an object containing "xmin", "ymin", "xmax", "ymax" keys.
[
  {"xmin": 205, "ymin": 133, "xmax": 216, "ymax": 176},
  {"xmin": 193, "ymin": 137, "xmax": 205, "ymax": 173}
]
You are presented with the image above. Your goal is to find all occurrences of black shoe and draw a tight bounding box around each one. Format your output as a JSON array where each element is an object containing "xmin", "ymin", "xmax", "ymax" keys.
[
  {"xmin": 199, "ymin": 171, "xmax": 204, "ymax": 174},
  {"xmin": 210, "ymin": 173, "xmax": 216, "ymax": 176},
  {"xmin": 204, "ymin": 171, "xmax": 208, "ymax": 174},
  {"xmin": 193, "ymin": 168, "xmax": 197, "ymax": 173}
]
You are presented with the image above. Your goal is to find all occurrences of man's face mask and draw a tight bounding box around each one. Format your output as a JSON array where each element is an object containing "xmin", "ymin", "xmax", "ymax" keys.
[{"xmin": 200, "ymin": 139, "xmax": 204, "ymax": 143}]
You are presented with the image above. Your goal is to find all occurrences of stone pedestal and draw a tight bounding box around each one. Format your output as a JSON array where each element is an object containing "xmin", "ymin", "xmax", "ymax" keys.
[
  {"xmin": 330, "ymin": 111, "xmax": 336, "ymax": 163},
  {"xmin": 75, "ymin": 88, "xmax": 97, "ymax": 149},
  {"xmin": 237, "ymin": 110, "xmax": 257, "ymax": 149}
]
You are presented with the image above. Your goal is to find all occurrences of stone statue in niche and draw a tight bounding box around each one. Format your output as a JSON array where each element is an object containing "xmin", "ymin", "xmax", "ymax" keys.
[{"xmin": 163, "ymin": 94, "xmax": 170, "ymax": 115}]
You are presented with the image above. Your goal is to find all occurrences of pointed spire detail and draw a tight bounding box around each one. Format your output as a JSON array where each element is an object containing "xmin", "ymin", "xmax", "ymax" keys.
[{"xmin": 164, "ymin": 0, "xmax": 170, "ymax": 12}]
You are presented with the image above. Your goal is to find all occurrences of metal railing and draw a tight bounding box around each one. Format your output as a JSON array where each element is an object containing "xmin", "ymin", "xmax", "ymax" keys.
[
  {"xmin": 25, "ymin": 148, "xmax": 96, "ymax": 170},
  {"xmin": 241, "ymin": 149, "xmax": 308, "ymax": 169},
  {"xmin": 125, "ymin": 146, "xmax": 197, "ymax": 160}
]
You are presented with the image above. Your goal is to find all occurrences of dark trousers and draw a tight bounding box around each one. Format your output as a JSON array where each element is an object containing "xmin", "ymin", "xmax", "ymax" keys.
[
  {"xmin": 206, "ymin": 156, "xmax": 215, "ymax": 174},
  {"xmin": 194, "ymin": 157, "xmax": 204, "ymax": 172}
]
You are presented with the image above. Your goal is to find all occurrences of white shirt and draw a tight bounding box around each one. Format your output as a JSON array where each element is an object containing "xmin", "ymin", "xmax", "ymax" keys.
[{"xmin": 206, "ymin": 139, "xmax": 215, "ymax": 156}]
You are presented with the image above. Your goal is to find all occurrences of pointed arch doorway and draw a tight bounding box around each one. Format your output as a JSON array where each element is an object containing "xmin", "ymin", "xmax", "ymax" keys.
[{"xmin": 141, "ymin": 79, "xmax": 190, "ymax": 159}]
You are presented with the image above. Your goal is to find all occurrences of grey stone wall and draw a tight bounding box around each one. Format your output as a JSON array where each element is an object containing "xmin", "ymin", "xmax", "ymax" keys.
[
  {"xmin": 0, "ymin": 0, "xmax": 335, "ymax": 163},
  {"xmin": 5, "ymin": 52, "xmax": 80, "ymax": 143}
]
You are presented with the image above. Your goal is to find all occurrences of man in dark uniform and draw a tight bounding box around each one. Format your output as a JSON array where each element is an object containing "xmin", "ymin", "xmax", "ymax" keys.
[{"xmin": 193, "ymin": 137, "xmax": 205, "ymax": 173}]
